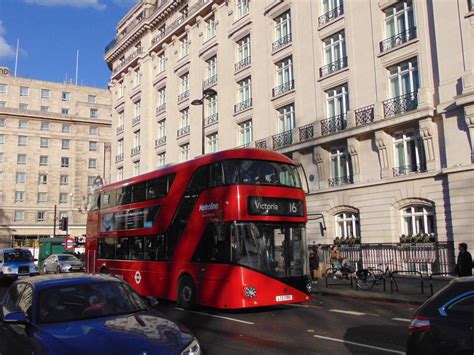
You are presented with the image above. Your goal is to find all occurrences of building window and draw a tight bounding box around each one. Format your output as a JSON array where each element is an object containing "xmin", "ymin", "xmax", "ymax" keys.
[
  {"xmin": 62, "ymin": 91, "xmax": 70, "ymax": 101},
  {"xmin": 117, "ymin": 167, "xmax": 123, "ymax": 180},
  {"xmin": 158, "ymin": 87, "xmax": 166, "ymax": 107},
  {"xmin": 321, "ymin": 31, "xmax": 347, "ymax": 77},
  {"xmin": 206, "ymin": 15, "xmax": 216, "ymax": 40},
  {"xmin": 401, "ymin": 205, "xmax": 434, "ymax": 236},
  {"xmin": 62, "ymin": 123, "xmax": 71, "ymax": 133},
  {"xmin": 0, "ymin": 118, "xmax": 4, "ymax": 127},
  {"xmin": 14, "ymin": 211, "xmax": 24, "ymax": 221},
  {"xmin": 0, "ymin": 171, "xmax": 3, "ymax": 182},
  {"xmin": 237, "ymin": 77, "xmax": 252, "ymax": 107},
  {"xmin": 133, "ymin": 130, "xmax": 141, "ymax": 149},
  {"xmin": 40, "ymin": 137, "xmax": 49, "ymax": 148},
  {"xmin": 117, "ymin": 139, "xmax": 124, "ymax": 156},
  {"xmin": 38, "ymin": 192, "xmax": 47, "ymax": 203},
  {"xmin": 389, "ymin": 58, "xmax": 419, "ymax": 98},
  {"xmin": 329, "ymin": 146, "xmax": 352, "ymax": 186},
  {"xmin": 39, "ymin": 155, "xmax": 48, "ymax": 166},
  {"xmin": 61, "ymin": 108, "xmax": 70, "ymax": 115},
  {"xmin": 59, "ymin": 211, "xmax": 68, "ymax": 219},
  {"xmin": 37, "ymin": 211, "xmax": 46, "ymax": 222},
  {"xmin": 158, "ymin": 120, "xmax": 166, "ymax": 139},
  {"xmin": 278, "ymin": 104, "xmax": 295, "ymax": 133},
  {"xmin": 0, "ymin": 153, "xmax": 3, "ymax": 163},
  {"xmin": 119, "ymin": 81, "xmax": 125, "ymax": 97},
  {"xmin": 206, "ymin": 95, "xmax": 218, "ymax": 120},
  {"xmin": 38, "ymin": 174, "xmax": 48, "ymax": 184},
  {"xmin": 180, "ymin": 108, "xmax": 189, "ymax": 129},
  {"xmin": 88, "ymin": 158, "xmax": 97, "ymax": 169},
  {"xmin": 236, "ymin": 0, "xmax": 249, "ymax": 18},
  {"xmin": 59, "ymin": 193, "xmax": 68, "ymax": 204},
  {"xmin": 180, "ymin": 73, "xmax": 189, "ymax": 95},
  {"xmin": 118, "ymin": 111, "xmax": 124, "ymax": 128},
  {"xmin": 19, "ymin": 120, "xmax": 28, "ymax": 129},
  {"xmin": 61, "ymin": 157, "xmax": 70, "ymax": 168},
  {"xmin": 158, "ymin": 152, "xmax": 166, "ymax": 167},
  {"xmin": 274, "ymin": 57, "xmax": 294, "ymax": 96},
  {"xmin": 41, "ymin": 122, "xmax": 49, "ymax": 131},
  {"xmin": 134, "ymin": 100, "xmax": 141, "ymax": 118},
  {"xmin": 158, "ymin": 52, "xmax": 166, "ymax": 73},
  {"xmin": 90, "ymin": 108, "xmax": 98, "ymax": 118},
  {"xmin": 239, "ymin": 120, "xmax": 253, "ymax": 147},
  {"xmin": 18, "ymin": 135, "xmax": 28, "ymax": 146},
  {"xmin": 20, "ymin": 86, "xmax": 29, "ymax": 96},
  {"xmin": 40, "ymin": 106, "xmax": 49, "ymax": 112},
  {"xmin": 60, "ymin": 175, "xmax": 69, "ymax": 185},
  {"xmin": 0, "ymin": 134, "xmax": 4, "ymax": 144},
  {"xmin": 207, "ymin": 56, "xmax": 217, "ymax": 81},
  {"xmin": 41, "ymin": 89, "xmax": 50, "ymax": 99},
  {"xmin": 90, "ymin": 127, "xmax": 98, "ymax": 135},
  {"xmin": 236, "ymin": 36, "xmax": 251, "ymax": 68},
  {"xmin": 323, "ymin": 84, "xmax": 349, "ymax": 134},
  {"xmin": 17, "ymin": 154, "xmax": 27, "ymax": 165},
  {"xmin": 15, "ymin": 191, "xmax": 25, "ymax": 203},
  {"xmin": 207, "ymin": 133, "xmax": 218, "ymax": 153},
  {"xmin": 133, "ymin": 160, "xmax": 140, "ymax": 176},
  {"xmin": 88, "ymin": 95, "xmax": 96, "ymax": 103},
  {"xmin": 180, "ymin": 35, "xmax": 189, "ymax": 58},
  {"xmin": 0, "ymin": 101, "xmax": 5, "ymax": 108},
  {"xmin": 133, "ymin": 71, "xmax": 141, "ymax": 87},
  {"xmin": 62, "ymin": 139, "xmax": 70, "ymax": 150},
  {"xmin": 89, "ymin": 141, "xmax": 98, "ymax": 151},
  {"xmin": 19, "ymin": 103, "xmax": 28, "ymax": 111},
  {"xmin": 393, "ymin": 130, "xmax": 426, "ymax": 175},
  {"xmin": 273, "ymin": 11, "xmax": 291, "ymax": 50},
  {"xmin": 0, "ymin": 84, "xmax": 7, "ymax": 94},
  {"xmin": 16, "ymin": 172, "xmax": 26, "ymax": 184},
  {"xmin": 382, "ymin": 0, "xmax": 415, "ymax": 52},
  {"xmin": 180, "ymin": 144, "xmax": 190, "ymax": 162},
  {"xmin": 336, "ymin": 212, "xmax": 360, "ymax": 238}
]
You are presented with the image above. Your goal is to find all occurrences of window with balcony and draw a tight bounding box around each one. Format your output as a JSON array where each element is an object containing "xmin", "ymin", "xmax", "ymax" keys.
[
  {"xmin": 157, "ymin": 87, "xmax": 166, "ymax": 113},
  {"xmin": 329, "ymin": 147, "xmax": 353, "ymax": 186},
  {"xmin": 206, "ymin": 15, "xmax": 216, "ymax": 40},
  {"xmin": 20, "ymin": 86, "xmax": 29, "ymax": 96},
  {"xmin": 61, "ymin": 157, "xmax": 70, "ymax": 168},
  {"xmin": 179, "ymin": 73, "xmax": 190, "ymax": 101},
  {"xmin": 321, "ymin": 31, "xmax": 347, "ymax": 77},
  {"xmin": 273, "ymin": 104, "xmax": 295, "ymax": 149},
  {"xmin": 60, "ymin": 175, "xmax": 69, "ymax": 185},
  {"xmin": 381, "ymin": 0, "xmax": 415, "ymax": 52},
  {"xmin": 180, "ymin": 144, "xmax": 190, "ymax": 162},
  {"xmin": 393, "ymin": 130, "xmax": 426, "ymax": 176},
  {"xmin": 117, "ymin": 167, "xmax": 123, "ymax": 180},
  {"xmin": 18, "ymin": 136, "xmax": 28, "ymax": 146},
  {"xmin": 157, "ymin": 119, "xmax": 166, "ymax": 146},
  {"xmin": 40, "ymin": 106, "xmax": 49, "ymax": 112},
  {"xmin": 17, "ymin": 154, "xmax": 27, "ymax": 165},
  {"xmin": 323, "ymin": 84, "xmax": 349, "ymax": 134},
  {"xmin": 158, "ymin": 152, "xmax": 166, "ymax": 167},
  {"xmin": 16, "ymin": 172, "xmax": 26, "ymax": 184},
  {"xmin": 180, "ymin": 35, "xmax": 189, "ymax": 58},
  {"xmin": 133, "ymin": 101, "xmax": 141, "ymax": 124},
  {"xmin": 88, "ymin": 95, "xmax": 96, "ymax": 103},
  {"xmin": 401, "ymin": 205, "xmax": 434, "ymax": 236},
  {"xmin": 336, "ymin": 212, "xmax": 360, "ymax": 238},
  {"xmin": 178, "ymin": 109, "xmax": 190, "ymax": 137},
  {"xmin": 133, "ymin": 71, "xmax": 141, "ymax": 88},
  {"xmin": 204, "ymin": 56, "xmax": 217, "ymax": 89},
  {"xmin": 14, "ymin": 211, "xmax": 24, "ymax": 221},
  {"xmin": 158, "ymin": 52, "xmax": 166, "ymax": 73},
  {"xmin": 119, "ymin": 81, "xmax": 125, "ymax": 97},
  {"xmin": 41, "ymin": 122, "xmax": 49, "ymax": 131},
  {"xmin": 40, "ymin": 137, "xmax": 49, "ymax": 148},
  {"xmin": 62, "ymin": 123, "xmax": 71, "ymax": 133},
  {"xmin": 133, "ymin": 160, "xmax": 140, "ymax": 176},
  {"xmin": 90, "ymin": 108, "xmax": 98, "ymax": 118},
  {"xmin": 206, "ymin": 133, "xmax": 218, "ymax": 153},
  {"xmin": 236, "ymin": 0, "xmax": 249, "ymax": 19},
  {"xmin": 62, "ymin": 91, "xmax": 70, "ymax": 101},
  {"xmin": 38, "ymin": 174, "xmax": 47, "ymax": 185},
  {"xmin": 236, "ymin": 36, "xmax": 251, "ymax": 71},
  {"xmin": 38, "ymin": 192, "xmax": 47, "ymax": 203},
  {"xmin": 61, "ymin": 108, "xmax": 70, "ymax": 115},
  {"xmin": 273, "ymin": 11, "xmax": 291, "ymax": 51},
  {"xmin": 19, "ymin": 120, "xmax": 28, "ymax": 129},
  {"xmin": 133, "ymin": 130, "xmax": 141, "ymax": 152},
  {"xmin": 41, "ymin": 89, "xmax": 50, "ymax": 99},
  {"xmin": 384, "ymin": 58, "xmax": 419, "ymax": 117},
  {"xmin": 37, "ymin": 211, "xmax": 46, "ymax": 222},
  {"xmin": 39, "ymin": 156, "xmax": 48, "ymax": 166},
  {"xmin": 239, "ymin": 120, "xmax": 253, "ymax": 147},
  {"xmin": 319, "ymin": 0, "xmax": 344, "ymax": 27},
  {"xmin": 62, "ymin": 139, "xmax": 70, "ymax": 150},
  {"xmin": 88, "ymin": 158, "xmax": 97, "ymax": 169},
  {"xmin": 273, "ymin": 57, "xmax": 294, "ymax": 97},
  {"xmin": 205, "ymin": 95, "xmax": 218, "ymax": 126},
  {"xmin": 59, "ymin": 193, "xmax": 68, "ymax": 204},
  {"xmin": 235, "ymin": 77, "xmax": 252, "ymax": 113},
  {"xmin": 89, "ymin": 141, "xmax": 98, "ymax": 151},
  {"xmin": 117, "ymin": 139, "xmax": 124, "ymax": 157}
]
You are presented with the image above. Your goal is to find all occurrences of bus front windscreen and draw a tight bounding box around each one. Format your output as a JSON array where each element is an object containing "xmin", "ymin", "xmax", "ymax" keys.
[{"xmin": 231, "ymin": 223, "xmax": 308, "ymax": 278}]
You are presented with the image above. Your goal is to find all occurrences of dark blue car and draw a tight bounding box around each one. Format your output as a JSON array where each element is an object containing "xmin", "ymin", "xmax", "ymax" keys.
[{"xmin": 0, "ymin": 274, "xmax": 201, "ymax": 355}]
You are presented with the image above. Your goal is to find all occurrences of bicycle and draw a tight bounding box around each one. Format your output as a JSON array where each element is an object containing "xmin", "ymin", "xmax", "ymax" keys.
[{"xmin": 355, "ymin": 263, "xmax": 399, "ymax": 291}]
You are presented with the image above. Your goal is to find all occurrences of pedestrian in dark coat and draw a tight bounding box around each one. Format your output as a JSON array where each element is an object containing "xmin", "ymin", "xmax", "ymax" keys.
[
  {"xmin": 456, "ymin": 243, "xmax": 473, "ymax": 277},
  {"xmin": 309, "ymin": 248, "xmax": 319, "ymax": 281}
]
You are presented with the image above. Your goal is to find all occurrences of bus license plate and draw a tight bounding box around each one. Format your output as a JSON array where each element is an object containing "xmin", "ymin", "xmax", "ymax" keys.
[{"xmin": 276, "ymin": 295, "xmax": 293, "ymax": 302}]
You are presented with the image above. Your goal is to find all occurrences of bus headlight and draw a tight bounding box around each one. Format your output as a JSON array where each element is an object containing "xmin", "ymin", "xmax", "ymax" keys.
[
  {"xmin": 181, "ymin": 338, "xmax": 200, "ymax": 355},
  {"xmin": 244, "ymin": 286, "xmax": 257, "ymax": 298}
]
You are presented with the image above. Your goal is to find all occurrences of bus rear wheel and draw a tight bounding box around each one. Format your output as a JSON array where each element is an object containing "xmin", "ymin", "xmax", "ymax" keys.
[{"xmin": 178, "ymin": 275, "xmax": 196, "ymax": 310}]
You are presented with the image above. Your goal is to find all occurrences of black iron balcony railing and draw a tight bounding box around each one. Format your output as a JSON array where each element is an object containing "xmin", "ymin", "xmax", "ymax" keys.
[
  {"xmin": 318, "ymin": 4, "xmax": 344, "ymax": 27},
  {"xmin": 255, "ymin": 138, "xmax": 267, "ymax": 149},
  {"xmin": 116, "ymin": 125, "xmax": 124, "ymax": 135},
  {"xmin": 393, "ymin": 162, "xmax": 427, "ymax": 177},
  {"xmin": 115, "ymin": 153, "xmax": 124, "ymax": 163},
  {"xmin": 112, "ymin": 47, "xmax": 143, "ymax": 74},
  {"xmin": 355, "ymin": 105, "xmax": 375, "ymax": 126},
  {"xmin": 235, "ymin": 56, "xmax": 251, "ymax": 72},
  {"xmin": 328, "ymin": 175, "xmax": 353, "ymax": 187},
  {"xmin": 272, "ymin": 130, "xmax": 293, "ymax": 149},
  {"xmin": 380, "ymin": 27, "xmax": 417, "ymax": 52},
  {"xmin": 299, "ymin": 123, "xmax": 314, "ymax": 142},
  {"xmin": 203, "ymin": 75, "xmax": 217, "ymax": 90},
  {"xmin": 234, "ymin": 98, "xmax": 252, "ymax": 114},
  {"xmin": 178, "ymin": 90, "xmax": 190, "ymax": 103},
  {"xmin": 132, "ymin": 115, "xmax": 141, "ymax": 126},
  {"xmin": 383, "ymin": 92, "xmax": 418, "ymax": 118},
  {"xmin": 272, "ymin": 33, "xmax": 292, "ymax": 52},
  {"xmin": 177, "ymin": 125, "xmax": 190, "ymax": 138},
  {"xmin": 205, "ymin": 113, "xmax": 218, "ymax": 127},
  {"xmin": 131, "ymin": 145, "xmax": 141, "ymax": 156},
  {"xmin": 155, "ymin": 136, "xmax": 166, "ymax": 147},
  {"xmin": 321, "ymin": 113, "xmax": 347, "ymax": 135},
  {"xmin": 272, "ymin": 80, "xmax": 294, "ymax": 98},
  {"xmin": 156, "ymin": 104, "xmax": 166, "ymax": 115},
  {"xmin": 320, "ymin": 56, "xmax": 348, "ymax": 77}
]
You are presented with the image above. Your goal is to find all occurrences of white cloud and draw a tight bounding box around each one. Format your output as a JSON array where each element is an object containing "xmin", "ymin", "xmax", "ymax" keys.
[
  {"xmin": 0, "ymin": 22, "xmax": 15, "ymax": 59},
  {"xmin": 112, "ymin": 0, "xmax": 138, "ymax": 8},
  {"xmin": 24, "ymin": 0, "xmax": 106, "ymax": 10}
]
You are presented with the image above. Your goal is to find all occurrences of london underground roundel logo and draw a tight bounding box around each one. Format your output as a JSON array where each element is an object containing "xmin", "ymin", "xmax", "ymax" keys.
[{"xmin": 134, "ymin": 271, "xmax": 142, "ymax": 284}]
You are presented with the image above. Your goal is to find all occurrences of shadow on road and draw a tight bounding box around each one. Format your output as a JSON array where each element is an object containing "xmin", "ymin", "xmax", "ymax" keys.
[{"xmin": 343, "ymin": 325, "xmax": 407, "ymax": 354}]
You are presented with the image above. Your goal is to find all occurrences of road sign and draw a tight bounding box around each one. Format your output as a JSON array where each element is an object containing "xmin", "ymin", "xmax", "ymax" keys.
[{"xmin": 62, "ymin": 237, "xmax": 76, "ymax": 250}]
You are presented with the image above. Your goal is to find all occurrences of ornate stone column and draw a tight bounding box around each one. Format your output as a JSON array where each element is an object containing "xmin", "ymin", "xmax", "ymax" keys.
[
  {"xmin": 347, "ymin": 137, "xmax": 360, "ymax": 183},
  {"xmin": 418, "ymin": 117, "xmax": 439, "ymax": 171},
  {"xmin": 374, "ymin": 130, "xmax": 391, "ymax": 179}
]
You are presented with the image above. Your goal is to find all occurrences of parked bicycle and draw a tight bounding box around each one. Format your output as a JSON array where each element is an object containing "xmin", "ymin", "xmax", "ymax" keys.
[{"xmin": 355, "ymin": 263, "xmax": 398, "ymax": 291}]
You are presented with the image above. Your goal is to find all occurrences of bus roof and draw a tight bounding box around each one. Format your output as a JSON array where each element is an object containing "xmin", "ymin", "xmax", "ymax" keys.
[{"xmin": 101, "ymin": 148, "xmax": 295, "ymax": 192}]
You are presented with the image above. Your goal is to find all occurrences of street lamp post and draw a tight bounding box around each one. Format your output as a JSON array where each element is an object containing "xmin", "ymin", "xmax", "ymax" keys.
[{"xmin": 191, "ymin": 88, "xmax": 217, "ymax": 155}]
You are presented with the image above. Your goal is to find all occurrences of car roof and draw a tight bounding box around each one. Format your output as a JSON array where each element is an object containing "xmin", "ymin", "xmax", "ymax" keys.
[
  {"xmin": 16, "ymin": 274, "xmax": 121, "ymax": 290},
  {"xmin": 452, "ymin": 276, "xmax": 474, "ymax": 283},
  {"xmin": 0, "ymin": 248, "xmax": 31, "ymax": 253},
  {"xmin": 50, "ymin": 254, "xmax": 75, "ymax": 257}
]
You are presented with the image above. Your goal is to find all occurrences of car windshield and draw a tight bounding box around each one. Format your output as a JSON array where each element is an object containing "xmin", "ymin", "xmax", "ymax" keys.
[
  {"xmin": 37, "ymin": 281, "xmax": 148, "ymax": 324},
  {"xmin": 58, "ymin": 255, "xmax": 78, "ymax": 261},
  {"xmin": 4, "ymin": 250, "xmax": 34, "ymax": 262}
]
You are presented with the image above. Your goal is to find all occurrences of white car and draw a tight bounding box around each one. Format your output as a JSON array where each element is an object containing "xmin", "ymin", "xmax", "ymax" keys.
[{"xmin": 43, "ymin": 254, "xmax": 84, "ymax": 274}]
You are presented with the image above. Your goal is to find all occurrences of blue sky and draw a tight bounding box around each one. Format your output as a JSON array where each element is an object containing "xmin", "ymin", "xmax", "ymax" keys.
[{"xmin": 0, "ymin": 0, "xmax": 136, "ymax": 88}]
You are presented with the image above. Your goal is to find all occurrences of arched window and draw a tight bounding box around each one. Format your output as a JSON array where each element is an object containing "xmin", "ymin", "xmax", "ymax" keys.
[
  {"xmin": 401, "ymin": 206, "xmax": 434, "ymax": 235},
  {"xmin": 335, "ymin": 212, "xmax": 359, "ymax": 238}
]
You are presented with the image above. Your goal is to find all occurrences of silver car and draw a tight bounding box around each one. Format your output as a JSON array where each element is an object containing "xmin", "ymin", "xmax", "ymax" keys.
[{"xmin": 43, "ymin": 254, "xmax": 84, "ymax": 274}]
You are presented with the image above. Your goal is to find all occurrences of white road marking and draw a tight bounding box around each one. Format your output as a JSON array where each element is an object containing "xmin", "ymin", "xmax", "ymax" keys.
[
  {"xmin": 392, "ymin": 318, "xmax": 411, "ymax": 322},
  {"xmin": 287, "ymin": 304, "xmax": 322, "ymax": 309},
  {"xmin": 313, "ymin": 335, "xmax": 405, "ymax": 354},
  {"xmin": 329, "ymin": 309, "xmax": 366, "ymax": 316},
  {"xmin": 175, "ymin": 308, "xmax": 255, "ymax": 325}
]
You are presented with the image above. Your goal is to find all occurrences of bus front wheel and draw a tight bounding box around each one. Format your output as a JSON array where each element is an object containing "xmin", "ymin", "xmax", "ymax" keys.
[{"xmin": 178, "ymin": 275, "xmax": 196, "ymax": 310}]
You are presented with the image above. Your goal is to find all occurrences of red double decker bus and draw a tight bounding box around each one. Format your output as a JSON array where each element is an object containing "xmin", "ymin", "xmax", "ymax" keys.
[{"xmin": 86, "ymin": 148, "xmax": 311, "ymax": 309}]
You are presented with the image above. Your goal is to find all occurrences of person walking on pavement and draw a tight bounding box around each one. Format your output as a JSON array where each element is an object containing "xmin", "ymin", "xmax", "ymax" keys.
[
  {"xmin": 309, "ymin": 248, "xmax": 319, "ymax": 282},
  {"xmin": 456, "ymin": 243, "xmax": 473, "ymax": 277}
]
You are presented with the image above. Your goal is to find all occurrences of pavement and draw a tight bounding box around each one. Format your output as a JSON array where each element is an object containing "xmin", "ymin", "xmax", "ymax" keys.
[{"xmin": 312, "ymin": 274, "xmax": 455, "ymax": 305}]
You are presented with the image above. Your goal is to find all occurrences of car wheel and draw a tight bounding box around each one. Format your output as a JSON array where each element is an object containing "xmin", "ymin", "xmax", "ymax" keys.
[
  {"xmin": 178, "ymin": 275, "xmax": 196, "ymax": 310},
  {"xmin": 43, "ymin": 265, "xmax": 48, "ymax": 274},
  {"xmin": 56, "ymin": 266, "xmax": 61, "ymax": 274}
]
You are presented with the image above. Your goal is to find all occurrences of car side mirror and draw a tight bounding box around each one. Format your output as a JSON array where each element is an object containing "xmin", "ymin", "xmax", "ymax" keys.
[
  {"xmin": 145, "ymin": 296, "xmax": 159, "ymax": 308},
  {"xmin": 3, "ymin": 311, "xmax": 28, "ymax": 324}
]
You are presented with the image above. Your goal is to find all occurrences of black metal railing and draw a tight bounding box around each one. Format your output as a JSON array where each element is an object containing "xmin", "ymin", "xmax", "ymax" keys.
[
  {"xmin": 177, "ymin": 125, "xmax": 190, "ymax": 138},
  {"xmin": 235, "ymin": 56, "xmax": 251, "ymax": 72},
  {"xmin": 355, "ymin": 105, "xmax": 374, "ymax": 126},
  {"xmin": 272, "ymin": 80, "xmax": 294, "ymax": 97},
  {"xmin": 155, "ymin": 136, "xmax": 166, "ymax": 147},
  {"xmin": 328, "ymin": 175, "xmax": 353, "ymax": 187},
  {"xmin": 203, "ymin": 75, "xmax": 217, "ymax": 90},
  {"xmin": 321, "ymin": 113, "xmax": 347, "ymax": 135},
  {"xmin": 178, "ymin": 90, "xmax": 190, "ymax": 103},
  {"xmin": 272, "ymin": 130, "xmax": 293, "ymax": 149},
  {"xmin": 151, "ymin": 29, "xmax": 166, "ymax": 46},
  {"xmin": 299, "ymin": 123, "xmax": 314, "ymax": 142},
  {"xmin": 116, "ymin": 125, "xmax": 124, "ymax": 135},
  {"xmin": 115, "ymin": 153, "xmax": 123, "ymax": 163},
  {"xmin": 234, "ymin": 98, "xmax": 252, "ymax": 114},
  {"xmin": 318, "ymin": 4, "xmax": 344, "ymax": 27},
  {"xmin": 156, "ymin": 104, "xmax": 166, "ymax": 115},
  {"xmin": 380, "ymin": 27, "xmax": 417, "ymax": 52},
  {"xmin": 131, "ymin": 146, "xmax": 141, "ymax": 156},
  {"xmin": 205, "ymin": 113, "xmax": 218, "ymax": 126},
  {"xmin": 132, "ymin": 115, "xmax": 141, "ymax": 126},
  {"xmin": 272, "ymin": 33, "xmax": 292, "ymax": 52},
  {"xmin": 393, "ymin": 162, "xmax": 427, "ymax": 176},
  {"xmin": 320, "ymin": 56, "xmax": 348, "ymax": 78},
  {"xmin": 383, "ymin": 92, "xmax": 418, "ymax": 117},
  {"xmin": 255, "ymin": 138, "xmax": 267, "ymax": 149}
]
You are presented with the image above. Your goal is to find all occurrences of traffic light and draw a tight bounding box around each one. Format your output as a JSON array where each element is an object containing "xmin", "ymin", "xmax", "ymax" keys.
[{"xmin": 59, "ymin": 217, "xmax": 69, "ymax": 231}]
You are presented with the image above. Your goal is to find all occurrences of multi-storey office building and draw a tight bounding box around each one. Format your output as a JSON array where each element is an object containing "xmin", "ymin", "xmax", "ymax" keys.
[
  {"xmin": 105, "ymin": 0, "xmax": 474, "ymax": 250},
  {"xmin": 0, "ymin": 69, "xmax": 112, "ymax": 247}
]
